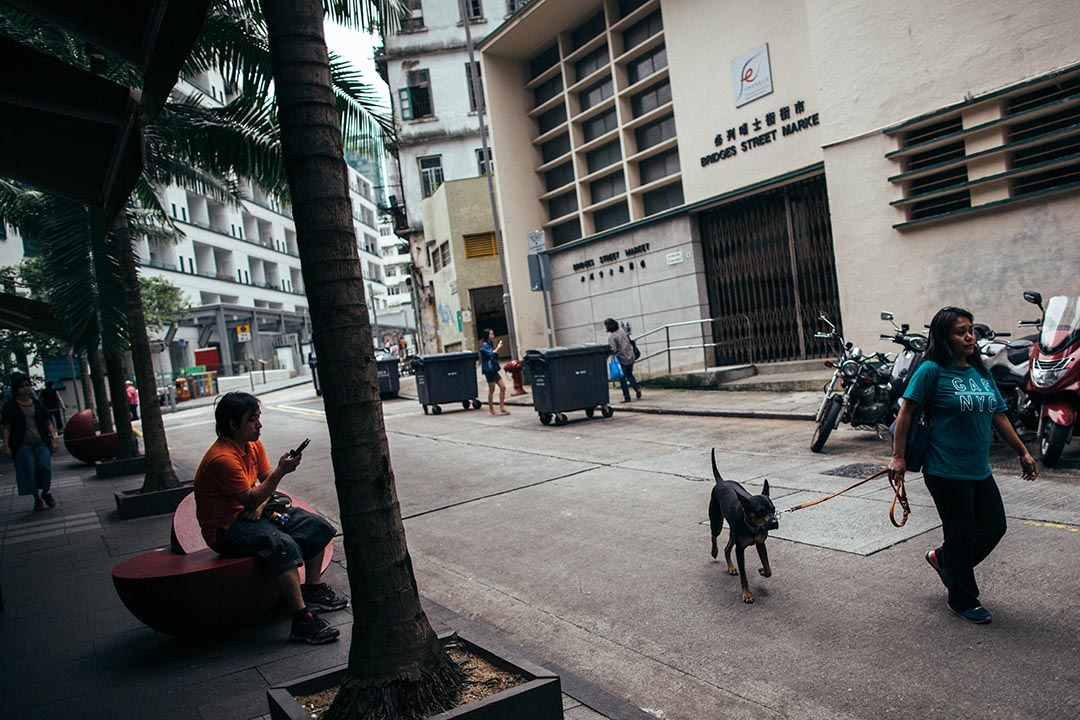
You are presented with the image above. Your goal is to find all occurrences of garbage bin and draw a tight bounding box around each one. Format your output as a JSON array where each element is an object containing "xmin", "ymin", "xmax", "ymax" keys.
[
  {"xmin": 411, "ymin": 352, "xmax": 482, "ymax": 415},
  {"xmin": 523, "ymin": 344, "xmax": 612, "ymax": 426},
  {"xmin": 377, "ymin": 355, "xmax": 400, "ymax": 397}
]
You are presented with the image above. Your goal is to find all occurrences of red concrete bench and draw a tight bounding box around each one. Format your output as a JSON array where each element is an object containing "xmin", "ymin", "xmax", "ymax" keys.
[
  {"xmin": 112, "ymin": 491, "xmax": 333, "ymax": 637},
  {"xmin": 63, "ymin": 409, "xmax": 118, "ymax": 464}
]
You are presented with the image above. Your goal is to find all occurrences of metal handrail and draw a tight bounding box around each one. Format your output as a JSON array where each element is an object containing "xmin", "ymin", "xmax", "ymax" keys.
[{"xmin": 633, "ymin": 315, "xmax": 753, "ymax": 375}]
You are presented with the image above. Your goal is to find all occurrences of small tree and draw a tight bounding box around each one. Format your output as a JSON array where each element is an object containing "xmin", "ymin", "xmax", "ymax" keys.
[{"xmin": 139, "ymin": 277, "xmax": 193, "ymax": 332}]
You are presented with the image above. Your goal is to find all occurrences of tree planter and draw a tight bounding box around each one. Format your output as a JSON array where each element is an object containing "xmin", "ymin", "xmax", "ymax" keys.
[
  {"xmin": 114, "ymin": 482, "xmax": 193, "ymax": 519},
  {"xmin": 96, "ymin": 455, "xmax": 147, "ymax": 479},
  {"xmin": 266, "ymin": 631, "xmax": 563, "ymax": 720}
]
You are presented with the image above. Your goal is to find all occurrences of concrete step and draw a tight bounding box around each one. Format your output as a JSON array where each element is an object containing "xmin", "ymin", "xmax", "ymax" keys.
[{"xmin": 643, "ymin": 359, "xmax": 833, "ymax": 392}]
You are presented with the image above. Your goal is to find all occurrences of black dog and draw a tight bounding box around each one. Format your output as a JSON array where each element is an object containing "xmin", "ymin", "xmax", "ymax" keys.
[{"xmin": 708, "ymin": 449, "xmax": 779, "ymax": 603}]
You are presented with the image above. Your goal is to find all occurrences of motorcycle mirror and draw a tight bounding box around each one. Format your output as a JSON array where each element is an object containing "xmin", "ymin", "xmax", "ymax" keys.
[
  {"xmin": 880, "ymin": 311, "xmax": 894, "ymax": 322},
  {"xmin": 1023, "ymin": 291, "xmax": 1043, "ymax": 310}
]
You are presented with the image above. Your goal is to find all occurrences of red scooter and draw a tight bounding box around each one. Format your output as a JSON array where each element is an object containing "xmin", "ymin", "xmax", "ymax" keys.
[{"xmin": 1021, "ymin": 291, "xmax": 1080, "ymax": 466}]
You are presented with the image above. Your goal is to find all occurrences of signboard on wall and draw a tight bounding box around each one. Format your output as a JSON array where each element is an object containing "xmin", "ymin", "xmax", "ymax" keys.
[
  {"xmin": 731, "ymin": 44, "xmax": 773, "ymax": 108},
  {"xmin": 236, "ymin": 324, "xmax": 251, "ymax": 343}
]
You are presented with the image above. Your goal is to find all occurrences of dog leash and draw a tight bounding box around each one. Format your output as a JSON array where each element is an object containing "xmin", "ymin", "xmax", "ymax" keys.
[{"xmin": 777, "ymin": 469, "xmax": 911, "ymax": 528}]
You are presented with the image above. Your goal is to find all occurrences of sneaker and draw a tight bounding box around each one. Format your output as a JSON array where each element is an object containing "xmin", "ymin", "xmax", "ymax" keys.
[
  {"xmin": 42, "ymin": 492, "xmax": 55, "ymax": 508},
  {"xmin": 925, "ymin": 549, "xmax": 948, "ymax": 588},
  {"xmin": 949, "ymin": 604, "xmax": 992, "ymax": 624},
  {"xmin": 302, "ymin": 583, "xmax": 349, "ymax": 612},
  {"xmin": 33, "ymin": 497, "xmax": 45, "ymax": 512},
  {"xmin": 289, "ymin": 610, "xmax": 340, "ymax": 644},
  {"xmin": 621, "ymin": 397, "xmax": 631, "ymax": 403},
  {"xmin": 635, "ymin": 389, "xmax": 642, "ymax": 399}
]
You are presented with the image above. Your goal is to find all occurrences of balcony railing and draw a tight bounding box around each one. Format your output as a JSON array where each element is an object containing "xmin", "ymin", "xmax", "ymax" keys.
[
  {"xmin": 138, "ymin": 258, "xmax": 305, "ymax": 296},
  {"xmin": 177, "ymin": 217, "xmax": 299, "ymax": 258}
]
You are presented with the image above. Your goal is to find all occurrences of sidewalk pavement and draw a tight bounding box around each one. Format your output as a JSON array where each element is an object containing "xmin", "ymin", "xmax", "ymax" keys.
[{"xmin": 0, "ymin": 377, "xmax": 817, "ymax": 720}]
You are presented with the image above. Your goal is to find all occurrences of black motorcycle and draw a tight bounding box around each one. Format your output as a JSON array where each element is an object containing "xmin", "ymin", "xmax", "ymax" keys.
[{"xmin": 810, "ymin": 313, "xmax": 926, "ymax": 453}]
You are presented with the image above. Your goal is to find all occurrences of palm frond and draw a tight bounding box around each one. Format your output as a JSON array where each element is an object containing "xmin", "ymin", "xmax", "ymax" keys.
[
  {"xmin": 325, "ymin": 0, "xmax": 408, "ymax": 35},
  {"xmin": 329, "ymin": 51, "xmax": 396, "ymax": 155},
  {"xmin": 184, "ymin": 4, "xmax": 273, "ymax": 98}
]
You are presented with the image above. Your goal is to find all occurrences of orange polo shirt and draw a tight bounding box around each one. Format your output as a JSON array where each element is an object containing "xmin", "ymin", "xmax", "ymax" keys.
[{"xmin": 194, "ymin": 436, "xmax": 273, "ymax": 545}]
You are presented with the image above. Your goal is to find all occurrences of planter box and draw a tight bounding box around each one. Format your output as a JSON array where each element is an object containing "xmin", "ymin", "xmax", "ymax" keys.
[
  {"xmin": 114, "ymin": 482, "xmax": 194, "ymax": 519},
  {"xmin": 267, "ymin": 631, "xmax": 562, "ymax": 720},
  {"xmin": 96, "ymin": 455, "xmax": 147, "ymax": 479}
]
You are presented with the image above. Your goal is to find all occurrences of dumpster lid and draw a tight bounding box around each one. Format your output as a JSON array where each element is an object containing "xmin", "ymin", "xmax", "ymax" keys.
[
  {"xmin": 412, "ymin": 351, "xmax": 479, "ymax": 364},
  {"xmin": 524, "ymin": 343, "xmax": 609, "ymax": 360}
]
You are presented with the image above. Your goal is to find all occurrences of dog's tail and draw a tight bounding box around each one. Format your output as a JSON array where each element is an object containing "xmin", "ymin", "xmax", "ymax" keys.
[{"xmin": 711, "ymin": 448, "xmax": 723, "ymax": 483}]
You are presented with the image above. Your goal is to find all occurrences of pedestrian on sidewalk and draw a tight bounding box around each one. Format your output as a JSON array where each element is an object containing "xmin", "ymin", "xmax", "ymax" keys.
[
  {"xmin": 1, "ymin": 372, "xmax": 59, "ymax": 512},
  {"xmin": 480, "ymin": 328, "xmax": 509, "ymax": 416},
  {"xmin": 604, "ymin": 318, "xmax": 641, "ymax": 403},
  {"xmin": 40, "ymin": 380, "xmax": 66, "ymax": 433},
  {"xmin": 888, "ymin": 306, "xmax": 1037, "ymax": 625},
  {"xmin": 194, "ymin": 391, "xmax": 349, "ymax": 644},
  {"xmin": 125, "ymin": 380, "xmax": 139, "ymax": 421}
]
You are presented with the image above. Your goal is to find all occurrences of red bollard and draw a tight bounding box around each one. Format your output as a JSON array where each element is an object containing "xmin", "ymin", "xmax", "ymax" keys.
[{"xmin": 503, "ymin": 360, "xmax": 528, "ymax": 395}]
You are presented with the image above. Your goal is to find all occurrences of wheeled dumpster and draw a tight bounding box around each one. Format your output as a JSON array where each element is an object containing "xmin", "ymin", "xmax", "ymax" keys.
[
  {"xmin": 523, "ymin": 344, "xmax": 612, "ymax": 426},
  {"xmin": 411, "ymin": 352, "xmax": 482, "ymax": 415},
  {"xmin": 376, "ymin": 355, "xmax": 400, "ymax": 397}
]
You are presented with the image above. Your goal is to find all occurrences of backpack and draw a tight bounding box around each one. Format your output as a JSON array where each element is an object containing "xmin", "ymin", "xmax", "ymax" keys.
[{"xmin": 629, "ymin": 335, "xmax": 641, "ymax": 360}]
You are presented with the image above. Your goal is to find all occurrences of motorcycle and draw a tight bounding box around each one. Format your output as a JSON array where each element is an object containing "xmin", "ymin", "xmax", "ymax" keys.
[
  {"xmin": 879, "ymin": 311, "xmax": 929, "ymax": 418},
  {"xmin": 810, "ymin": 313, "xmax": 920, "ymax": 453},
  {"xmin": 973, "ymin": 322, "xmax": 1038, "ymax": 433},
  {"xmin": 1021, "ymin": 291, "xmax": 1080, "ymax": 466}
]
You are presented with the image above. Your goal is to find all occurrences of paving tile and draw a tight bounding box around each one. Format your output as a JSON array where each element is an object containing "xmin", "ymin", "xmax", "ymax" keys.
[{"xmin": 195, "ymin": 685, "xmax": 270, "ymax": 720}]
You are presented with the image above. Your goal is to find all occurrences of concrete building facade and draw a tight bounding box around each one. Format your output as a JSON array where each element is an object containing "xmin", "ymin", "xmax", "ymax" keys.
[{"xmin": 479, "ymin": 0, "xmax": 1080, "ymax": 374}]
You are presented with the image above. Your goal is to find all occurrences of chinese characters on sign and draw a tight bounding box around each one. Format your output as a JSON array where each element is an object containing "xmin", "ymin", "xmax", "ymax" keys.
[{"xmin": 700, "ymin": 100, "xmax": 819, "ymax": 168}]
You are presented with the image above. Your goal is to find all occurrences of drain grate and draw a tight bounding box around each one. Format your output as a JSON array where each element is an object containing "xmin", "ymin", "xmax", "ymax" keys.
[{"xmin": 822, "ymin": 463, "xmax": 887, "ymax": 479}]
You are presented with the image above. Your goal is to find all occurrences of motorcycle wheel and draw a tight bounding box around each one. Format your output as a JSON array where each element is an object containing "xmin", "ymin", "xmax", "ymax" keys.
[
  {"xmin": 811, "ymin": 399, "xmax": 842, "ymax": 453},
  {"xmin": 1039, "ymin": 420, "xmax": 1071, "ymax": 467}
]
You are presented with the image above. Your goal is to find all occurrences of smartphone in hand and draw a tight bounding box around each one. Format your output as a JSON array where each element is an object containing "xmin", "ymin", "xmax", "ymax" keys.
[{"xmin": 289, "ymin": 438, "xmax": 310, "ymax": 457}]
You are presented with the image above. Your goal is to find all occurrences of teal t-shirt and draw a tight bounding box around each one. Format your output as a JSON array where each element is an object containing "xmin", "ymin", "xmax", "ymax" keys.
[{"xmin": 902, "ymin": 360, "xmax": 1006, "ymax": 480}]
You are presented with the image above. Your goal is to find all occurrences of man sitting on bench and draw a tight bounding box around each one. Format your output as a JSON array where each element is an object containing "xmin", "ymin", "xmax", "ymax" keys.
[{"xmin": 194, "ymin": 391, "xmax": 348, "ymax": 644}]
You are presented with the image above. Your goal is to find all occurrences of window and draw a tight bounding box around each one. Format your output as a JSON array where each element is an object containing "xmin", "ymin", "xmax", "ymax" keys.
[
  {"xmin": 586, "ymin": 140, "xmax": 621, "ymax": 174},
  {"xmin": 590, "ymin": 172, "xmax": 625, "ymax": 204},
  {"xmin": 401, "ymin": 0, "xmax": 424, "ymax": 31},
  {"xmin": 465, "ymin": 61, "xmax": 484, "ymax": 111},
  {"xmin": 464, "ymin": 232, "xmax": 498, "ymax": 258},
  {"xmin": 643, "ymin": 181, "xmax": 683, "ymax": 215},
  {"xmin": 635, "ymin": 113, "xmax": 676, "ymax": 152},
  {"xmin": 460, "ymin": 0, "xmax": 483, "ymax": 20},
  {"xmin": 593, "ymin": 201, "xmax": 629, "ymax": 232},
  {"xmin": 579, "ymin": 78, "xmax": 613, "ymax": 112},
  {"xmin": 638, "ymin": 147, "xmax": 680, "ymax": 184},
  {"xmin": 541, "ymin": 133, "xmax": 571, "ymax": 163},
  {"xmin": 570, "ymin": 11, "xmax": 605, "ymax": 50},
  {"xmin": 582, "ymin": 108, "xmax": 618, "ymax": 142},
  {"xmin": 439, "ymin": 241, "xmax": 451, "ymax": 269},
  {"xmin": 574, "ymin": 44, "xmax": 609, "ymax": 82},
  {"xmin": 630, "ymin": 78, "xmax": 671, "ymax": 117},
  {"xmin": 476, "ymin": 147, "xmax": 493, "ymax": 176},
  {"xmin": 547, "ymin": 191, "xmax": 578, "ymax": 219},
  {"xmin": 418, "ymin": 155, "xmax": 443, "ymax": 197},
  {"xmin": 623, "ymin": 10, "xmax": 662, "ymax": 50},
  {"xmin": 544, "ymin": 162, "xmax": 574, "ymax": 192},
  {"xmin": 537, "ymin": 104, "xmax": 567, "ymax": 134},
  {"xmin": 181, "ymin": 207, "xmax": 187, "ymax": 222},
  {"xmin": 529, "ymin": 43, "xmax": 559, "ymax": 79},
  {"xmin": 618, "ymin": 0, "xmax": 648, "ymax": 18},
  {"xmin": 533, "ymin": 75, "xmax": 563, "ymax": 107},
  {"xmin": 551, "ymin": 218, "xmax": 582, "ymax": 246},
  {"xmin": 171, "ymin": 203, "xmax": 177, "ymax": 218},
  {"xmin": 626, "ymin": 44, "xmax": 667, "ymax": 85},
  {"xmin": 1005, "ymin": 75, "xmax": 1080, "ymax": 197},
  {"xmin": 400, "ymin": 69, "xmax": 433, "ymax": 120}
]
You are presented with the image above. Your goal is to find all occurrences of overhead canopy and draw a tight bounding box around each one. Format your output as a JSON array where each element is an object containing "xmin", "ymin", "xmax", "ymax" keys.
[
  {"xmin": 0, "ymin": 291, "xmax": 64, "ymax": 340},
  {"xmin": 0, "ymin": 0, "xmax": 211, "ymax": 219}
]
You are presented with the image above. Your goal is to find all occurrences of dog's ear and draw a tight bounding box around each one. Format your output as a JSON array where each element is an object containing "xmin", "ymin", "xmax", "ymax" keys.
[
  {"xmin": 762, "ymin": 479, "xmax": 770, "ymax": 497},
  {"xmin": 738, "ymin": 493, "xmax": 751, "ymax": 512},
  {"xmin": 711, "ymin": 448, "xmax": 723, "ymax": 483}
]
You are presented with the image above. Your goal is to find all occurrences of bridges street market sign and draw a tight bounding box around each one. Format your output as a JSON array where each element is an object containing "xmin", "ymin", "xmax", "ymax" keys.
[{"xmin": 700, "ymin": 100, "xmax": 819, "ymax": 168}]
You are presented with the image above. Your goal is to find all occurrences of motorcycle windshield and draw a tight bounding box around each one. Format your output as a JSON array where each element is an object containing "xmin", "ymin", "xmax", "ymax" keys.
[{"xmin": 1040, "ymin": 296, "xmax": 1080, "ymax": 354}]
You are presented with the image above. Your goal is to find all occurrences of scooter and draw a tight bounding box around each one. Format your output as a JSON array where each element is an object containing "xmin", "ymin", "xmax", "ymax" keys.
[
  {"xmin": 1021, "ymin": 291, "xmax": 1080, "ymax": 466},
  {"xmin": 974, "ymin": 323, "xmax": 1038, "ymax": 433}
]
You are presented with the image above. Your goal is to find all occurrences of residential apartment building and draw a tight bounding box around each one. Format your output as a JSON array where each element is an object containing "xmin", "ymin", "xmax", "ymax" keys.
[
  {"xmin": 479, "ymin": 0, "xmax": 1080, "ymax": 373},
  {"xmin": 378, "ymin": 0, "xmax": 526, "ymax": 353}
]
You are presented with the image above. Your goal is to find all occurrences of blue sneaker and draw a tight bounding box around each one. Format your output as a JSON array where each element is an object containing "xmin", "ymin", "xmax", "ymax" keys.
[{"xmin": 949, "ymin": 604, "xmax": 992, "ymax": 624}]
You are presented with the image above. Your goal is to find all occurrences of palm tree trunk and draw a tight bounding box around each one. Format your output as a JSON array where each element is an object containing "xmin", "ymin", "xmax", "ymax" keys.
[
  {"xmin": 261, "ymin": 2, "xmax": 461, "ymax": 717},
  {"xmin": 103, "ymin": 348, "xmax": 138, "ymax": 458},
  {"xmin": 87, "ymin": 347, "xmax": 113, "ymax": 432},
  {"xmin": 79, "ymin": 353, "xmax": 95, "ymax": 421},
  {"xmin": 110, "ymin": 216, "xmax": 179, "ymax": 491}
]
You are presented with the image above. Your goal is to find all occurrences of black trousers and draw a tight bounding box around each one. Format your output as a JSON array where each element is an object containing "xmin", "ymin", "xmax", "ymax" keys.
[{"xmin": 923, "ymin": 473, "xmax": 1007, "ymax": 610}]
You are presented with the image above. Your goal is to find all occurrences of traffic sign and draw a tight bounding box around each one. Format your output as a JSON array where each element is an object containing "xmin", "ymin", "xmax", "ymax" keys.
[{"xmin": 236, "ymin": 324, "xmax": 252, "ymax": 343}]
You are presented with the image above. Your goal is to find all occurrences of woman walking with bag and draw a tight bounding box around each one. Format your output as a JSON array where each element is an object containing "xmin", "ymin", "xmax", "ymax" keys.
[
  {"xmin": 889, "ymin": 306, "xmax": 1037, "ymax": 624},
  {"xmin": 604, "ymin": 318, "xmax": 642, "ymax": 403},
  {"xmin": 2, "ymin": 372, "xmax": 59, "ymax": 512}
]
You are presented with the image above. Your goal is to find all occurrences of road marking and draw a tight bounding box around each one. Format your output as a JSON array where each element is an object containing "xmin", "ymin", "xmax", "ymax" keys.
[
  {"xmin": 269, "ymin": 403, "xmax": 326, "ymax": 418},
  {"xmin": 1023, "ymin": 520, "xmax": 1078, "ymax": 533},
  {"xmin": 162, "ymin": 418, "xmax": 218, "ymax": 430}
]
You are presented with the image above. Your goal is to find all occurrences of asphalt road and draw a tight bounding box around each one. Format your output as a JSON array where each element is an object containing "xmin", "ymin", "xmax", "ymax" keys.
[{"xmin": 161, "ymin": 385, "xmax": 1080, "ymax": 720}]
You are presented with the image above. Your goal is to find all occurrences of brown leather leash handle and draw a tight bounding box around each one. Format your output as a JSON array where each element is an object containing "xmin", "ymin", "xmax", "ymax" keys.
[{"xmin": 780, "ymin": 469, "xmax": 910, "ymax": 527}]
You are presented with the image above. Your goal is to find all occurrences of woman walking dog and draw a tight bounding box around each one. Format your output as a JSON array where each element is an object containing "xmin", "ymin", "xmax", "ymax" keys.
[{"xmin": 889, "ymin": 306, "xmax": 1037, "ymax": 624}]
